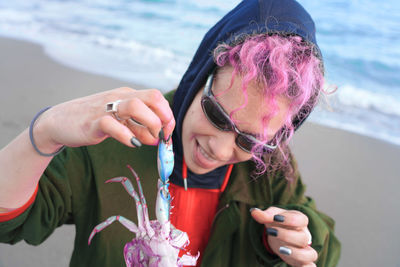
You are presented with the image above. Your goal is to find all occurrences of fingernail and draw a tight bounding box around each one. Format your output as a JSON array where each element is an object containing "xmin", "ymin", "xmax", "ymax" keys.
[
  {"xmin": 249, "ymin": 207, "xmax": 260, "ymax": 213},
  {"xmin": 266, "ymin": 227, "xmax": 278, "ymax": 237},
  {"xmin": 130, "ymin": 137, "xmax": 142, "ymax": 147},
  {"xmin": 279, "ymin": 246, "xmax": 292, "ymax": 255},
  {"xmin": 159, "ymin": 129, "xmax": 165, "ymax": 141},
  {"xmin": 307, "ymin": 231, "xmax": 312, "ymax": 245},
  {"xmin": 274, "ymin": 214, "xmax": 285, "ymax": 222}
]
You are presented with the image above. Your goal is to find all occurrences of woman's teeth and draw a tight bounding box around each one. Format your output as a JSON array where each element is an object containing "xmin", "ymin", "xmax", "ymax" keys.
[{"xmin": 199, "ymin": 144, "xmax": 216, "ymax": 162}]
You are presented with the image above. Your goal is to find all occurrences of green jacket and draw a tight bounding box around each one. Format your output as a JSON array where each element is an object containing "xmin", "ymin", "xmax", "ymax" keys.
[{"xmin": 0, "ymin": 94, "xmax": 340, "ymax": 267}]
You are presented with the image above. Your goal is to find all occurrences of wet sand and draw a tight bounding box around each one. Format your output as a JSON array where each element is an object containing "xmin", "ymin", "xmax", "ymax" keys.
[{"xmin": 1, "ymin": 37, "xmax": 399, "ymax": 266}]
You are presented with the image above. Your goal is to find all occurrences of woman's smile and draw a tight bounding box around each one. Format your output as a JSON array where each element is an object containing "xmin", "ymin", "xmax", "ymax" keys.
[{"xmin": 193, "ymin": 138, "xmax": 219, "ymax": 169}]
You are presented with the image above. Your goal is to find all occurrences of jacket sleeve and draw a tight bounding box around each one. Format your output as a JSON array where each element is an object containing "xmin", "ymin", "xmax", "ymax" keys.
[
  {"xmin": 249, "ymin": 153, "xmax": 341, "ymax": 267},
  {"xmin": 0, "ymin": 146, "xmax": 90, "ymax": 245}
]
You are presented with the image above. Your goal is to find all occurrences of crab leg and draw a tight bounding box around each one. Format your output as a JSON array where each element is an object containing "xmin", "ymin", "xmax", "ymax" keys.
[
  {"xmin": 105, "ymin": 176, "xmax": 146, "ymax": 233},
  {"xmin": 88, "ymin": 215, "xmax": 138, "ymax": 245},
  {"xmin": 126, "ymin": 165, "xmax": 155, "ymax": 238}
]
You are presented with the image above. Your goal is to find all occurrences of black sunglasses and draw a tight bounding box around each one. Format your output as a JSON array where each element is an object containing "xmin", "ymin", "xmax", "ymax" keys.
[{"xmin": 200, "ymin": 72, "xmax": 280, "ymax": 154}]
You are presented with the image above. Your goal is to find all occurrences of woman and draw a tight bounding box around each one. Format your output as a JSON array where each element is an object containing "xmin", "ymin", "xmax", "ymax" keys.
[{"xmin": 0, "ymin": 0, "xmax": 340, "ymax": 266}]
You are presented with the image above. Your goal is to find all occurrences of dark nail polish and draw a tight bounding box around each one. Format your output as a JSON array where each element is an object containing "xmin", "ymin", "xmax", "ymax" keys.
[
  {"xmin": 130, "ymin": 137, "xmax": 142, "ymax": 147},
  {"xmin": 159, "ymin": 129, "xmax": 165, "ymax": 141},
  {"xmin": 266, "ymin": 228, "xmax": 278, "ymax": 237},
  {"xmin": 249, "ymin": 207, "xmax": 258, "ymax": 213},
  {"xmin": 279, "ymin": 246, "xmax": 292, "ymax": 255},
  {"xmin": 273, "ymin": 214, "xmax": 285, "ymax": 222}
]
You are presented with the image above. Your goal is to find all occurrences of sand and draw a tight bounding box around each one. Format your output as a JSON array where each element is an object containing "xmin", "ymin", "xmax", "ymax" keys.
[{"xmin": 1, "ymin": 37, "xmax": 399, "ymax": 267}]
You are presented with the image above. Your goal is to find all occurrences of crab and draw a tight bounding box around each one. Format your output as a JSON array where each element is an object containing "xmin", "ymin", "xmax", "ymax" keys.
[{"xmin": 88, "ymin": 136, "xmax": 198, "ymax": 266}]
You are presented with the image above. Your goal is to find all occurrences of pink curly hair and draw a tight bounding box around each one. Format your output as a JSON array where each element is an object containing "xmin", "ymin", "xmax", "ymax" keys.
[{"xmin": 213, "ymin": 34, "xmax": 324, "ymax": 176}]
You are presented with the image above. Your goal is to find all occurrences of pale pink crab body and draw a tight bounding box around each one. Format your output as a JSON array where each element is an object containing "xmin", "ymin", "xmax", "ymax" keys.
[{"xmin": 123, "ymin": 221, "xmax": 193, "ymax": 267}]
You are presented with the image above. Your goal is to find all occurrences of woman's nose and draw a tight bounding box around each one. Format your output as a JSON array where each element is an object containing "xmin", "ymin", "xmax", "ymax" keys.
[{"xmin": 208, "ymin": 131, "xmax": 236, "ymax": 162}]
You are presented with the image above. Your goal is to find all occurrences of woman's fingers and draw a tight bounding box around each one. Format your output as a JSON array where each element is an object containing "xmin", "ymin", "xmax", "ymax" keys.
[
  {"xmin": 96, "ymin": 116, "xmax": 136, "ymax": 147},
  {"xmin": 113, "ymin": 90, "xmax": 175, "ymax": 143},
  {"xmin": 251, "ymin": 207, "xmax": 311, "ymax": 247},
  {"xmin": 266, "ymin": 226, "xmax": 311, "ymax": 248},
  {"xmin": 270, "ymin": 243, "xmax": 318, "ymax": 267},
  {"xmin": 135, "ymin": 89, "xmax": 175, "ymax": 138},
  {"xmin": 118, "ymin": 98, "xmax": 162, "ymax": 141},
  {"xmin": 251, "ymin": 207, "xmax": 309, "ymax": 229},
  {"xmin": 125, "ymin": 119, "xmax": 159, "ymax": 145},
  {"xmin": 251, "ymin": 206, "xmax": 316, "ymax": 266},
  {"xmin": 271, "ymin": 210, "xmax": 309, "ymax": 230}
]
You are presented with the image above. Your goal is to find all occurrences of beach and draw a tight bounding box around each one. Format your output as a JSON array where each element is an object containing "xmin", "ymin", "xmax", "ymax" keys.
[{"xmin": 0, "ymin": 37, "xmax": 399, "ymax": 266}]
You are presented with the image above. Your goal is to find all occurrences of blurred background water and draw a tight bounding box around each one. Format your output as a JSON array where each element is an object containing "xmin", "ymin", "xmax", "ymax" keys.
[{"xmin": 0, "ymin": 0, "xmax": 399, "ymax": 146}]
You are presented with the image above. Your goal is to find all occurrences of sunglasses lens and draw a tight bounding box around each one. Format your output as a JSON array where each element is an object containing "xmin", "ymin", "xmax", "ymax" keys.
[
  {"xmin": 235, "ymin": 134, "xmax": 254, "ymax": 153},
  {"xmin": 202, "ymin": 97, "xmax": 232, "ymax": 131}
]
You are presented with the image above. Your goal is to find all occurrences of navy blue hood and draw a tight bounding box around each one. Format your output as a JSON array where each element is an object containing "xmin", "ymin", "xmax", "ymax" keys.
[{"xmin": 170, "ymin": 0, "xmax": 321, "ymax": 189}]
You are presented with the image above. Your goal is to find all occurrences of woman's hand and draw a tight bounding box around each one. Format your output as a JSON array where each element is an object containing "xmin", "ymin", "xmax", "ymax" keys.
[
  {"xmin": 251, "ymin": 207, "xmax": 318, "ymax": 267},
  {"xmin": 1, "ymin": 87, "xmax": 174, "ymax": 210},
  {"xmin": 35, "ymin": 87, "xmax": 175, "ymax": 153}
]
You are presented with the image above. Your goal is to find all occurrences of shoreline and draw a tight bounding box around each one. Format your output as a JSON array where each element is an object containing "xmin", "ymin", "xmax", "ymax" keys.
[
  {"xmin": 2, "ymin": 33, "xmax": 399, "ymax": 149},
  {"xmin": 1, "ymin": 36, "xmax": 400, "ymax": 267}
]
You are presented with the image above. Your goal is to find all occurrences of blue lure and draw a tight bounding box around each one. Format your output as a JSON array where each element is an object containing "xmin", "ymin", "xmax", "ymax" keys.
[{"xmin": 156, "ymin": 133, "xmax": 174, "ymax": 223}]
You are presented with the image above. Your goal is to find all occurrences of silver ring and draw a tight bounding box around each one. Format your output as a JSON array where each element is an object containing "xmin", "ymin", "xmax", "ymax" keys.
[{"xmin": 106, "ymin": 100, "xmax": 123, "ymax": 121}]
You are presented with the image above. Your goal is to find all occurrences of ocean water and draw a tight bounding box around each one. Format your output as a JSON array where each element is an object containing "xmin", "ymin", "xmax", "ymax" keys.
[{"xmin": 0, "ymin": 0, "xmax": 399, "ymax": 146}]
